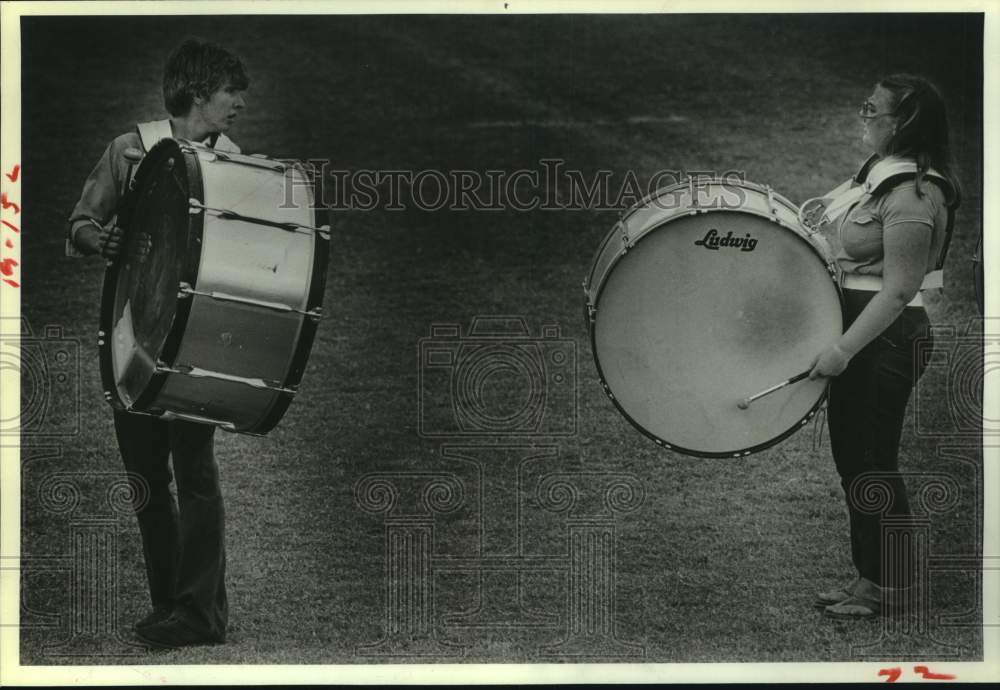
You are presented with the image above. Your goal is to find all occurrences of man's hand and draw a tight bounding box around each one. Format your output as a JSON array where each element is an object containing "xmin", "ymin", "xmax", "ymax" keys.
[{"xmin": 74, "ymin": 222, "xmax": 125, "ymax": 258}]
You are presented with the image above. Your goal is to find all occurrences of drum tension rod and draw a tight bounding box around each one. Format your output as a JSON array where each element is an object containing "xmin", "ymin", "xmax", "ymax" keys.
[
  {"xmin": 188, "ymin": 199, "xmax": 331, "ymax": 239},
  {"xmin": 181, "ymin": 146, "xmax": 288, "ymax": 173},
  {"xmin": 156, "ymin": 408, "xmax": 239, "ymax": 432},
  {"xmin": 155, "ymin": 360, "xmax": 297, "ymax": 394},
  {"xmin": 177, "ymin": 282, "xmax": 323, "ymax": 320}
]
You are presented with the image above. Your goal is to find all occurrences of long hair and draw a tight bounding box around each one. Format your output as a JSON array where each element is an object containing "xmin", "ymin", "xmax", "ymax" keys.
[
  {"xmin": 878, "ymin": 73, "xmax": 961, "ymax": 207},
  {"xmin": 162, "ymin": 39, "xmax": 249, "ymax": 117}
]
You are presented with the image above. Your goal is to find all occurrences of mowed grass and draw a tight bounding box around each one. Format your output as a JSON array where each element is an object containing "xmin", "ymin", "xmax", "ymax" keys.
[{"xmin": 17, "ymin": 14, "xmax": 983, "ymax": 664}]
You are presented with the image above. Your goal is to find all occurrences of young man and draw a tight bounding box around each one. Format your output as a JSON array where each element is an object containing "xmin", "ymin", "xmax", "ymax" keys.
[{"xmin": 67, "ymin": 39, "xmax": 248, "ymax": 648}]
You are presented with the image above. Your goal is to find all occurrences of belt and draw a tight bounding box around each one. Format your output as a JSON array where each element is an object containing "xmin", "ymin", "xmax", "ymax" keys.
[{"xmin": 841, "ymin": 269, "xmax": 943, "ymax": 308}]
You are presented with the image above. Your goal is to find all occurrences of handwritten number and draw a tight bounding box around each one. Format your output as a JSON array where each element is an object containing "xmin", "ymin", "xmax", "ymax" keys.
[
  {"xmin": 0, "ymin": 257, "xmax": 18, "ymax": 276},
  {"xmin": 0, "ymin": 192, "xmax": 19, "ymax": 214},
  {"xmin": 879, "ymin": 668, "xmax": 902, "ymax": 682},
  {"xmin": 2, "ymin": 163, "xmax": 19, "ymax": 289},
  {"xmin": 914, "ymin": 666, "xmax": 956, "ymax": 681}
]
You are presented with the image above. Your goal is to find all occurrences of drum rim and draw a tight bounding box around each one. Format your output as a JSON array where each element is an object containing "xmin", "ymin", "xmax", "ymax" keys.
[
  {"xmin": 621, "ymin": 176, "xmax": 800, "ymax": 225},
  {"xmin": 584, "ymin": 178, "xmax": 809, "ymax": 297},
  {"xmin": 99, "ymin": 138, "xmax": 201, "ymax": 417},
  {"xmin": 584, "ymin": 195, "xmax": 843, "ymax": 458}
]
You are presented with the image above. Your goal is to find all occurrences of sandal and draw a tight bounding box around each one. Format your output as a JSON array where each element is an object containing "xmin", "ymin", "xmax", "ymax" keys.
[
  {"xmin": 823, "ymin": 577, "xmax": 890, "ymax": 620},
  {"xmin": 813, "ymin": 577, "xmax": 860, "ymax": 608},
  {"xmin": 824, "ymin": 593, "xmax": 880, "ymax": 619}
]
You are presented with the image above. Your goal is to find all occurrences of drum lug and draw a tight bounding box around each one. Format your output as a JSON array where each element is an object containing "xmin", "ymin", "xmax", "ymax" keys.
[
  {"xmin": 615, "ymin": 219, "xmax": 632, "ymax": 250},
  {"xmin": 765, "ymin": 185, "xmax": 779, "ymax": 216}
]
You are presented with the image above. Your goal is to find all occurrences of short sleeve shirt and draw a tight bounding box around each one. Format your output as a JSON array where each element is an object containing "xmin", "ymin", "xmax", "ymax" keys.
[{"xmin": 836, "ymin": 179, "xmax": 949, "ymax": 276}]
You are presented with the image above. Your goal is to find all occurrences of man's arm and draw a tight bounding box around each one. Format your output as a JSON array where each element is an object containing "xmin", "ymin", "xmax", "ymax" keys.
[{"xmin": 66, "ymin": 134, "xmax": 140, "ymax": 257}]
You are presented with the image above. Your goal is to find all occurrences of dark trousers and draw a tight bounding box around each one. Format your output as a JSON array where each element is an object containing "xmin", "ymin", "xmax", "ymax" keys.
[
  {"xmin": 114, "ymin": 410, "xmax": 227, "ymax": 637},
  {"xmin": 827, "ymin": 289, "xmax": 932, "ymax": 588}
]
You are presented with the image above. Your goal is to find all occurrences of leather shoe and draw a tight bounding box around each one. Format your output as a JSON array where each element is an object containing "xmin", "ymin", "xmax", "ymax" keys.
[
  {"xmin": 813, "ymin": 577, "xmax": 860, "ymax": 608},
  {"xmin": 135, "ymin": 614, "xmax": 224, "ymax": 648},
  {"xmin": 134, "ymin": 605, "xmax": 172, "ymax": 632}
]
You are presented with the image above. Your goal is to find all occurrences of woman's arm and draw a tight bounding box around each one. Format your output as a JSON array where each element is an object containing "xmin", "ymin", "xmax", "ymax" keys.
[{"xmin": 808, "ymin": 220, "xmax": 932, "ymax": 378}]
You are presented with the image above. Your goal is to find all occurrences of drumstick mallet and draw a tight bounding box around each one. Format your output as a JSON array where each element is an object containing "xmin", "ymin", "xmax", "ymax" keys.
[{"xmin": 737, "ymin": 370, "xmax": 812, "ymax": 410}]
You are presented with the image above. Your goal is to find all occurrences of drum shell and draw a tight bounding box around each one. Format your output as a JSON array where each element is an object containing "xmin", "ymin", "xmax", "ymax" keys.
[{"xmin": 100, "ymin": 140, "xmax": 327, "ymax": 435}]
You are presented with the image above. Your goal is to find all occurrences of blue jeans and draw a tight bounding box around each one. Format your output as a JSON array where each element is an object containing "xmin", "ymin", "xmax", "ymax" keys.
[
  {"xmin": 827, "ymin": 289, "xmax": 932, "ymax": 587},
  {"xmin": 114, "ymin": 410, "xmax": 227, "ymax": 637}
]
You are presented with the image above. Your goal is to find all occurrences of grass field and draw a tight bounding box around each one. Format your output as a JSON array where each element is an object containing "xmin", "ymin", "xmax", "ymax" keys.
[{"xmin": 14, "ymin": 13, "xmax": 985, "ymax": 665}]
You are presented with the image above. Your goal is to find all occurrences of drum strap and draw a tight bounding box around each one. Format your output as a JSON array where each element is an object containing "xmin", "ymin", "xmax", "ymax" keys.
[
  {"xmin": 135, "ymin": 120, "xmax": 241, "ymax": 154},
  {"xmin": 136, "ymin": 120, "xmax": 174, "ymax": 152},
  {"xmin": 800, "ymin": 156, "xmax": 957, "ymax": 290},
  {"xmin": 821, "ymin": 157, "xmax": 951, "ymax": 226},
  {"xmin": 128, "ymin": 120, "xmax": 242, "ymax": 195}
]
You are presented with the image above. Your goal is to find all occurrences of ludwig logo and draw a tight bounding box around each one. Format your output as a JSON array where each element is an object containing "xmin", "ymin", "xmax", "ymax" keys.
[{"xmin": 694, "ymin": 228, "xmax": 758, "ymax": 252}]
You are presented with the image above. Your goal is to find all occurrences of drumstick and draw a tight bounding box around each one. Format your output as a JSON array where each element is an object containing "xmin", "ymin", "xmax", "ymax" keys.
[{"xmin": 737, "ymin": 370, "xmax": 812, "ymax": 410}]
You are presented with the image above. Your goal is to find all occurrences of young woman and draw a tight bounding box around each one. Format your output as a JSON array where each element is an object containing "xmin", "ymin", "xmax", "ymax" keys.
[{"xmin": 807, "ymin": 74, "xmax": 960, "ymax": 619}]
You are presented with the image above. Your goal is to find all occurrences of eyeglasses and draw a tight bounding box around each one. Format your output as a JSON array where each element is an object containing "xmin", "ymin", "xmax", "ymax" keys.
[{"xmin": 859, "ymin": 100, "xmax": 895, "ymax": 121}]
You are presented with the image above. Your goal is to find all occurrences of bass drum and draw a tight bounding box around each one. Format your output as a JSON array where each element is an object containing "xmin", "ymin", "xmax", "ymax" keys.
[
  {"xmin": 99, "ymin": 138, "xmax": 329, "ymax": 435},
  {"xmin": 584, "ymin": 178, "xmax": 842, "ymax": 457}
]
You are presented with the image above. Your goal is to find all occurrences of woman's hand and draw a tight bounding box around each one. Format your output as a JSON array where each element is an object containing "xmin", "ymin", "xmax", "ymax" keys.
[{"xmin": 808, "ymin": 342, "xmax": 852, "ymax": 380}]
